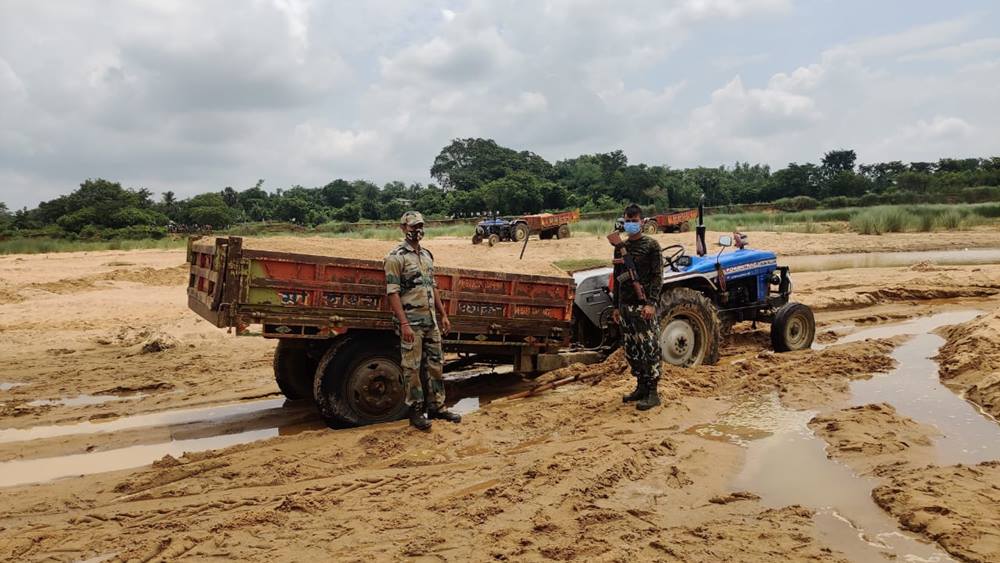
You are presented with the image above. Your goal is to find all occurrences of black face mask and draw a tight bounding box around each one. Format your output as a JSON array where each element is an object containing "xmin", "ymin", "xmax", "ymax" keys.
[{"xmin": 406, "ymin": 227, "xmax": 424, "ymax": 243}]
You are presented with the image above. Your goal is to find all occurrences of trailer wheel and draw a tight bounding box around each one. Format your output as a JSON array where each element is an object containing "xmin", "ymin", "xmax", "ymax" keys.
[
  {"xmin": 539, "ymin": 230, "xmax": 554, "ymax": 240},
  {"xmin": 314, "ymin": 337, "xmax": 408, "ymax": 427},
  {"xmin": 557, "ymin": 224, "xmax": 571, "ymax": 239},
  {"xmin": 273, "ymin": 340, "xmax": 318, "ymax": 400},
  {"xmin": 512, "ymin": 223, "xmax": 529, "ymax": 242},
  {"xmin": 658, "ymin": 287, "xmax": 721, "ymax": 367},
  {"xmin": 488, "ymin": 233, "xmax": 501, "ymax": 246},
  {"xmin": 680, "ymin": 222, "xmax": 691, "ymax": 232},
  {"xmin": 771, "ymin": 302, "xmax": 815, "ymax": 352},
  {"xmin": 642, "ymin": 220, "xmax": 658, "ymax": 234}
]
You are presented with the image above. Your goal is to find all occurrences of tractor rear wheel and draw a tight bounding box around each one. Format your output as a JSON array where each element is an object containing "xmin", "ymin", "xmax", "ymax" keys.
[
  {"xmin": 488, "ymin": 233, "xmax": 501, "ymax": 246},
  {"xmin": 512, "ymin": 223, "xmax": 529, "ymax": 242},
  {"xmin": 642, "ymin": 221, "xmax": 658, "ymax": 234},
  {"xmin": 771, "ymin": 302, "xmax": 815, "ymax": 352},
  {"xmin": 313, "ymin": 337, "xmax": 408, "ymax": 427},
  {"xmin": 557, "ymin": 224, "xmax": 571, "ymax": 239},
  {"xmin": 273, "ymin": 340, "xmax": 318, "ymax": 400},
  {"xmin": 658, "ymin": 287, "xmax": 721, "ymax": 367}
]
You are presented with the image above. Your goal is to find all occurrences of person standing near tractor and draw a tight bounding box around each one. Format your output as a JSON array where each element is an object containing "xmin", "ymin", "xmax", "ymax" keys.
[
  {"xmin": 610, "ymin": 204, "xmax": 664, "ymax": 410},
  {"xmin": 384, "ymin": 211, "xmax": 462, "ymax": 431}
]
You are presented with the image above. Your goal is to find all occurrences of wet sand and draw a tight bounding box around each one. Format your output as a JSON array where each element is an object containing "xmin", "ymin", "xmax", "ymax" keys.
[{"xmin": 1, "ymin": 230, "xmax": 999, "ymax": 561}]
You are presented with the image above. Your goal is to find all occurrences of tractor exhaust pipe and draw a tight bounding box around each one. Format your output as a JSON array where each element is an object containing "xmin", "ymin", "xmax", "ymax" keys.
[{"xmin": 695, "ymin": 194, "xmax": 707, "ymax": 257}]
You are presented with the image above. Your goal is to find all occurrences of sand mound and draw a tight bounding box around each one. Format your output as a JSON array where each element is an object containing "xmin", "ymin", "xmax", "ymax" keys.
[
  {"xmin": 873, "ymin": 461, "xmax": 1000, "ymax": 563},
  {"xmin": 809, "ymin": 403, "xmax": 937, "ymax": 474},
  {"xmin": 938, "ymin": 310, "xmax": 1000, "ymax": 419}
]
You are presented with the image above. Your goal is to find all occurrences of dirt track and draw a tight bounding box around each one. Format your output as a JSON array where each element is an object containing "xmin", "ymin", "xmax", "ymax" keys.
[{"xmin": 1, "ymin": 230, "xmax": 999, "ymax": 561}]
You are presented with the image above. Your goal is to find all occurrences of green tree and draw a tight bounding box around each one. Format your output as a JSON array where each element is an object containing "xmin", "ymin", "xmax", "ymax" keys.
[
  {"xmin": 821, "ymin": 149, "xmax": 857, "ymax": 173},
  {"xmin": 431, "ymin": 138, "xmax": 553, "ymax": 191}
]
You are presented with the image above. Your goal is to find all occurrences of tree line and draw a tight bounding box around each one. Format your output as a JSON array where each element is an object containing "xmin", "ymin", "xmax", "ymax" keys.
[{"xmin": 2, "ymin": 137, "xmax": 999, "ymax": 239}]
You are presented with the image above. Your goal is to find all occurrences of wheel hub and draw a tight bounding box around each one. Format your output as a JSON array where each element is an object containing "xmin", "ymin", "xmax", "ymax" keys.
[
  {"xmin": 349, "ymin": 359, "xmax": 403, "ymax": 418},
  {"xmin": 660, "ymin": 318, "xmax": 697, "ymax": 366}
]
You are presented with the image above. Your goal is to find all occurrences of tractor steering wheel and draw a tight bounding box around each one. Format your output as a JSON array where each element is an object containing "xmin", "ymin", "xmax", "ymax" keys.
[{"xmin": 662, "ymin": 244, "xmax": 686, "ymax": 272}]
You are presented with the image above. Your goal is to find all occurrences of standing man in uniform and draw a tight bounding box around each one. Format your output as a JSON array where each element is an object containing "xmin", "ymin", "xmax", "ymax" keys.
[
  {"xmin": 610, "ymin": 204, "xmax": 664, "ymax": 410},
  {"xmin": 385, "ymin": 211, "xmax": 462, "ymax": 431}
]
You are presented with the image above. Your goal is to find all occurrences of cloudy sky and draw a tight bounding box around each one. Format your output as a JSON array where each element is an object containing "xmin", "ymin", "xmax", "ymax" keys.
[{"xmin": 1, "ymin": 0, "xmax": 999, "ymax": 209}]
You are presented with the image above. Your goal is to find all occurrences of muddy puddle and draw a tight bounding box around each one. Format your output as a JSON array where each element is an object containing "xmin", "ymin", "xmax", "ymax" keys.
[
  {"xmin": 696, "ymin": 394, "xmax": 952, "ymax": 562},
  {"xmin": 691, "ymin": 310, "xmax": 1000, "ymax": 560},
  {"xmin": 847, "ymin": 312, "xmax": 1000, "ymax": 465},
  {"xmin": 0, "ymin": 367, "xmax": 530, "ymax": 487},
  {"xmin": 784, "ymin": 248, "xmax": 1000, "ymax": 272}
]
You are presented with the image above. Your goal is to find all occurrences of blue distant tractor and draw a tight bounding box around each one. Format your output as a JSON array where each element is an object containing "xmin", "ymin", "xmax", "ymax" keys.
[
  {"xmin": 472, "ymin": 215, "xmax": 529, "ymax": 246},
  {"xmin": 572, "ymin": 198, "xmax": 815, "ymax": 366}
]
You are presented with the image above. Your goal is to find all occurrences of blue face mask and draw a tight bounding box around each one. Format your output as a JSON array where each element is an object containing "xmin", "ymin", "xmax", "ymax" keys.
[{"xmin": 623, "ymin": 220, "xmax": 642, "ymax": 235}]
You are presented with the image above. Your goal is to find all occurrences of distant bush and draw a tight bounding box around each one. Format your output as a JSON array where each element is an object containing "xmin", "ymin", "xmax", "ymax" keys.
[
  {"xmin": 849, "ymin": 207, "xmax": 913, "ymax": 235},
  {"xmin": 773, "ymin": 196, "xmax": 818, "ymax": 211}
]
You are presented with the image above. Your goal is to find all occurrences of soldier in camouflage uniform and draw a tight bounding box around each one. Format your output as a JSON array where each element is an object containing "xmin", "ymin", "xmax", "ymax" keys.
[
  {"xmin": 611, "ymin": 204, "xmax": 664, "ymax": 410},
  {"xmin": 385, "ymin": 211, "xmax": 462, "ymax": 431}
]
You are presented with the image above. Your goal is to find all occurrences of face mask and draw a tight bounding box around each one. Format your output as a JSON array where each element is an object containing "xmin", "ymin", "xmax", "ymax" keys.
[
  {"xmin": 623, "ymin": 221, "xmax": 642, "ymax": 235},
  {"xmin": 406, "ymin": 227, "xmax": 425, "ymax": 243}
]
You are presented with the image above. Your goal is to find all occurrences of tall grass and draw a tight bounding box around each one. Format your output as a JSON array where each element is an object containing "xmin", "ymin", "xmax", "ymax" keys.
[{"xmin": 0, "ymin": 237, "xmax": 186, "ymax": 255}]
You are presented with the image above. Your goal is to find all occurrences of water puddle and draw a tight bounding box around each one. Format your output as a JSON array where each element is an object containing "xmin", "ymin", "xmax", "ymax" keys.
[
  {"xmin": 697, "ymin": 394, "xmax": 952, "ymax": 561},
  {"xmin": 849, "ymin": 320, "xmax": 1000, "ymax": 465},
  {"xmin": 837, "ymin": 310, "xmax": 981, "ymax": 345},
  {"xmin": 0, "ymin": 382, "xmax": 27, "ymax": 391},
  {"xmin": 0, "ymin": 428, "xmax": 277, "ymax": 488},
  {"xmin": 27, "ymin": 393, "xmax": 146, "ymax": 408},
  {"xmin": 0, "ymin": 398, "xmax": 288, "ymax": 444},
  {"xmin": 784, "ymin": 248, "xmax": 1000, "ymax": 272}
]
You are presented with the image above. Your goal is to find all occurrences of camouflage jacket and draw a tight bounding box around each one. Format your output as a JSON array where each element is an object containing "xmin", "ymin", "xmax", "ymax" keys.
[
  {"xmin": 384, "ymin": 241, "xmax": 438, "ymax": 327},
  {"xmin": 612, "ymin": 234, "xmax": 663, "ymax": 307}
]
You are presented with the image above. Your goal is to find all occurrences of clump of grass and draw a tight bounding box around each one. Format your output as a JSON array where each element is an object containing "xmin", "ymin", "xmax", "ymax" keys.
[
  {"xmin": 552, "ymin": 258, "xmax": 611, "ymax": 273},
  {"xmin": 0, "ymin": 237, "xmax": 185, "ymax": 255},
  {"xmin": 849, "ymin": 207, "xmax": 914, "ymax": 235}
]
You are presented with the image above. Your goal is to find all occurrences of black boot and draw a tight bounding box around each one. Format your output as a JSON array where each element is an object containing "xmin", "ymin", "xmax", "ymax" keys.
[
  {"xmin": 623, "ymin": 381, "xmax": 647, "ymax": 403},
  {"xmin": 636, "ymin": 385, "xmax": 661, "ymax": 411},
  {"xmin": 428, "ymin": 407, "xmax": 462, "ymax": 423},
  {"xmin": 409, "ymin": 403, "xmax": 431, "ymax": 431}
]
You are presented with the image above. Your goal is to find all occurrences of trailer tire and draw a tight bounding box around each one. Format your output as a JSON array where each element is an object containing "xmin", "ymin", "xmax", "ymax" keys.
[
  {"xmin": 314, "ymin": 336, "xmax": 408, "ymax": 427},
  {"xmin": 642, "ymin": 220, "xmax": 658, "ymax": 234},
  {"xmin": 557, "ymin": 224, "xmax": 571, "ymax": 239},
  {"xmin": 540, "ymin": 230, "xmax": 554, "ymax": 240},
  {"xmin": 658, "ymin": 287, "xmax": 721, "ymax": 367},
  {"xmin": 771, "ymin": 302, "xmax": 815, "ymax": 352},
  {"xmin": 273, "ymin": 340, "xmax": 318, "ymax": 400},
  {"xmin": 512, "ymin": 223, "xmax": 529, "ymax": 242},
  {"xmin": 680, "ymin": 221, "xmax": 691, "ymax": 232}
]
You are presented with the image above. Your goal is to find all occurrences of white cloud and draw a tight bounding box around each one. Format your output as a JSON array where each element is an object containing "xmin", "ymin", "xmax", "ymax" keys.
[
  {"xmin": 899, "ymin": 37, "xmax": 1000, "ymax": 62},
  {"xmin": 503, "ymin": 92, "xmax": 548, "ymax": 115}
]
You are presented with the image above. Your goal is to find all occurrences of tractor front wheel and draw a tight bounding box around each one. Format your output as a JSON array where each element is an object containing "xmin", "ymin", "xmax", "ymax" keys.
[
  {"xmin": 658, "ymin": 288, "xmax": 721, "ymax": 367},
  {"xmin": 472, "ymin": 234, "xmax": 483, "ymax": 245},
  {"xmin": 771, "ymin": 302, "xmax": 815, "ymax": 352}
]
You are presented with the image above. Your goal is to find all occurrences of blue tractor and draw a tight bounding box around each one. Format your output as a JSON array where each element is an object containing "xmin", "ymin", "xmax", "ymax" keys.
[
  {"xmin": 572, "ymin": 199, "xmax": 815, "ymax": 366},
  {"xmin": 472, "ymin": 215, "xmax": 529, "ymax": 246}
]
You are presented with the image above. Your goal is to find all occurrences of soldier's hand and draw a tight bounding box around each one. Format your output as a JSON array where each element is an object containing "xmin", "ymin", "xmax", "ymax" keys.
[
  {"xmin": 641, "ymin": 304, "xmax": 656, "ymax": 320},
  {"xmin": 611, "ymin": 309, "xmax": 621, "ymax": 325},
  {"xmin": 401, "ymin": 323, "xmax": 415, "ymax": 343},
  {"xmin": 440, "ymin": 315, "xmax": 451, "ymax": 335}
]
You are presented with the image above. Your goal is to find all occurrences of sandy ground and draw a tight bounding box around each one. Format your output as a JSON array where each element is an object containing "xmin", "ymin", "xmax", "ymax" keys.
[{"xmin": 1, "ymin": 230, "xmax": 999, "ymax": 561}]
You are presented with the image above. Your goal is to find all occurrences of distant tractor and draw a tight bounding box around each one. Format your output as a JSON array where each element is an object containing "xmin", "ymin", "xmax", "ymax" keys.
[
  {"xmin": 614, "ymin": 208, "xmax": 698, "ymax": 234},
  {"xmin": 473, "ymin": 209, "xmax": 580, "ymax": 245}
]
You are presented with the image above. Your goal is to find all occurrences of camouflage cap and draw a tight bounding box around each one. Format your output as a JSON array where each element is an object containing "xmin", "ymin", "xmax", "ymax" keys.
[{"xmin": 400, "ymin": 211, "xmax": 425, "ymax": 226}]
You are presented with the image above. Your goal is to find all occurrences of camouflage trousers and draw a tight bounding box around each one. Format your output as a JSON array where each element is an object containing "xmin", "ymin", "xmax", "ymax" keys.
[
  {"xmin": 400, "ymin": 324, "xmax": 445, "ymax": 409},
  {"xmin": 619, "ymin": 304, "xmax": 662, "ymax": 387}
]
